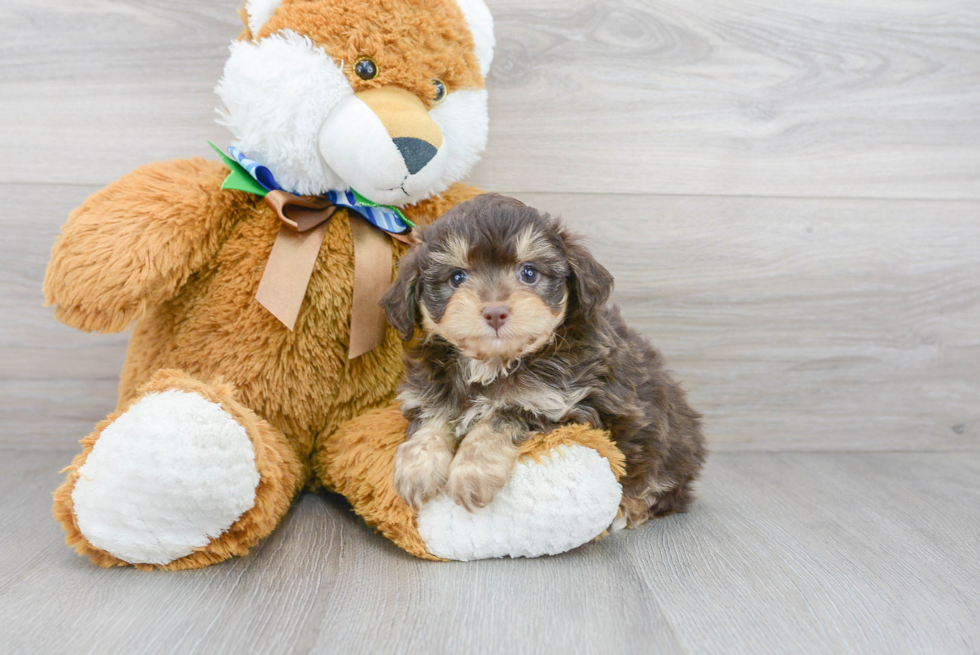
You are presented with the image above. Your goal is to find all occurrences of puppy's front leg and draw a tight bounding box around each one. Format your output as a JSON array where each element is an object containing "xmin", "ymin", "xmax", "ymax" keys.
[
  {"xmin": 394, "ymin": 418, "xmax": 456, "ymax": 510},
  {"xmin": 448, "ymin": 419, "xmax": 520, "ymax": 512}
]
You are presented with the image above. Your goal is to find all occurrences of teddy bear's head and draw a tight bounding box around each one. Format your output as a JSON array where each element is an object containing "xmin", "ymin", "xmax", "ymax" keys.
[{"xmin": 215, "ymin": 0, "xmax": 494, "ymax": 207}]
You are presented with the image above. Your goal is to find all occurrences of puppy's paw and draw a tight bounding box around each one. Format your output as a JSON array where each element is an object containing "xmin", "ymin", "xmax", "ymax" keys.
[
  {"xmin": 447, "ymin": 447, "xmax": 515, "ymax": 512},
  {"xmin": 618, "ymin": 497, "xmax": 651, "ymax": 530},
  {"xmin": 394, "ymin": 436, "xmax": 454, "ymax": 511}
]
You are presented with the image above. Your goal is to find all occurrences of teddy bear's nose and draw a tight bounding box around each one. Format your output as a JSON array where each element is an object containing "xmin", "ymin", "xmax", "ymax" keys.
[{"xmin": 393, "ymin": 137, "xmax": 437, "ymax": 175}]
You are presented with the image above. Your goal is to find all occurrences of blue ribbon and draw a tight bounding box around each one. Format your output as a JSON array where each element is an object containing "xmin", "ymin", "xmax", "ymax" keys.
[{"xmin": 228, "ymin": 146, "xmax": 411, "ymax": 234}]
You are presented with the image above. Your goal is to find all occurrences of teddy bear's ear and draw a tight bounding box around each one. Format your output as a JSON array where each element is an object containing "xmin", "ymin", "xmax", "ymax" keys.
[
  {"xmin": 454, "ymin": 0, "xmax": 495, "ymax": 78},
  {"xmin": 243, "ymin": 0, "xmax": 283, "ymax": 36}
]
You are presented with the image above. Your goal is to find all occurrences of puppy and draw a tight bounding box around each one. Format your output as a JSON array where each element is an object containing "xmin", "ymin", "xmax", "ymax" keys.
[{"xmin": 382, "ymin": 194, "xmax": 706, "ymax": 529}]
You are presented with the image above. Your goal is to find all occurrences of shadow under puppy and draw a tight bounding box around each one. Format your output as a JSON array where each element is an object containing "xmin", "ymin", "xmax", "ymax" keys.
[{"xmin": 381, "ymin": 194, "xmax": 706, "ymax": 529}]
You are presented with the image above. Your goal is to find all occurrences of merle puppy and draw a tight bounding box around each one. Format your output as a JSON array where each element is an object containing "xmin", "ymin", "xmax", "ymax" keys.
[{"xmin": 381, "ymin": 194, "xmax": 706, "ymax": 529}]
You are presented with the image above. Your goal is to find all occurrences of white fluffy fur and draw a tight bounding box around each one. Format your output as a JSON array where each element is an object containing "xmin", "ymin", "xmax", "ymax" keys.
[
  {"xmin": 417, "ymin": 445, "xmax": 622, "ymax": 561},
  {"xmin": 246, "ymin": 0, "xmax": 282, "ymax": 35},
  {"xmin": 428, "ymin": 89, "xmax": 489, "ymax": 197},
  {"xmin": 216, "ymin": 30, "xmax": 351, "ymax": 196},
  {"xmin": 318, "ymin": 95, "xmax": 408, "ymax": 195},
  {"xmin": 317, "ymin": 88, "xmax": 488, "ymax": 206},
  {"xmin": 71, "ymin": 390, "xmax": 260, "ymax": 565},
  {"xmin": 455, "ymin": 0, "xmax": 495, "ymax": 77},
  {"xmin": 216, "ymin": 29, "xmax": 489, "ymax": 205},
  {"xmin": 216, "ymin": 2, "xmax": 492, "ymax": 203},
  {"xmin": 318, "ymin": 95, "xmax": 451, "ymax": 206}
]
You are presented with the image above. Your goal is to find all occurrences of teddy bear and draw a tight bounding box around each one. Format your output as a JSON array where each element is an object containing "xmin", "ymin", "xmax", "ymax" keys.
[{"xmin": 43, "ymin": 0, "xmax": 625, "ymax": 569}]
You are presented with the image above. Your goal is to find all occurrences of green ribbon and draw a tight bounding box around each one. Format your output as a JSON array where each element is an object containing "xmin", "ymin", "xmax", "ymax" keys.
[{"xmin": 207, "ymin": 142, "xmax": 417, "ymax": 229}]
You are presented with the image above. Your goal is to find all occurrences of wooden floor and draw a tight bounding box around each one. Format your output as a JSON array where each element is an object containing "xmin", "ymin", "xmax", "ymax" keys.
[
  {"xmin": 2, "ymin": 448, "xmax": 979, "ymax": 654},
  {"xmin": 1, "ymin": 0, "xmax": 978, "ymax": 653}
]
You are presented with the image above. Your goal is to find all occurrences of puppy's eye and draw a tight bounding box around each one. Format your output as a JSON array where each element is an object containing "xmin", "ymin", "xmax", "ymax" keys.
[
  {"xmin": 432, "ymin": 79, "xmax": 447, "ymax": 103},
  {"xmin": 449, "ymin": 269, "xmax": 468, "ymax": 288},
  {"xmin": 354, "ymin": 57, "xmax": 379, "ymax": 81},
  {"xmin": 520, "ymin": 265, "xmax": 539, "ymax": 284}
]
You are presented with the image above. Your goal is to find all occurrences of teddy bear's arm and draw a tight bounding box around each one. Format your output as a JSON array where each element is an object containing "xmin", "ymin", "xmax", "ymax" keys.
[{"xmin": 43, "ymin": 158, "xmax": 249, "ymax": 333}]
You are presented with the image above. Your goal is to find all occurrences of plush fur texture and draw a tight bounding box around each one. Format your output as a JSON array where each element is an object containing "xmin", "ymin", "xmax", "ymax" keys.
[
  {"xmin": 419, "ymin": 443, "xmax": 621, "ymax": 561},
  {"xmin": 53, "ymin": 370, "xmax": 304, "ymax": 571},
  {"xmin": 219, "ymin": 0, "xmax": 492, "ymax": 204},
  {"xmin": 72, "ymin": 388, "xmax": 261, "ymax": 565},
  {"xmin": 217, "ymin": 30, "xmax": 354, "ymax": 196},
  {"xmin": 382, "ymin": 194, "xmax": 708, "ymax": 527},
  {"xmin": 45, "ymin": 156, "xmax": 482, "ymax": 569},
  {"xmin": 245, "ymin": 0, "xmax": 282, "ymax": 35},
  {"xmin": 454, "ymin": 0, "xmax": 495, "ymax": 77},
  {"xmin": 46, "ymin": 0, "xmax": 628, "ymax": 568},
  {"xmin": 427, "ymin": 90, "xmax": 489, "ymax": 199},
  {"xmin": 243, "ymin": 0, "xmax": 495, "ymax": 78},
  {"xmin": 322, "ymin": 404, "xmax": 625, "ymax": 560}
]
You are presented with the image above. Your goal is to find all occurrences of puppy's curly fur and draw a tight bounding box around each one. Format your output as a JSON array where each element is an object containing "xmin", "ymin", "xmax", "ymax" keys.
[{"xmin": 382, "ymin": 194, "xmax": 706, "ymax": 527}]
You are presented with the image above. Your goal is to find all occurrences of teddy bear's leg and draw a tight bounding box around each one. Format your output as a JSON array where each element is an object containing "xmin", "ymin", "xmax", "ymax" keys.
[
  {"xmin": 53, "ymin": 369, "xmax": 304, "ymax": 570},
  {"xmin": 418, "ymin": 427, "xmax": 627, "ymax": 560},
  {"xmin": 314, "ymin": 404, "xmax": 626, "ymax": 561},
  {"xmin": 312, "ymin": 404, "xmax": 438, "ymax": 559}
]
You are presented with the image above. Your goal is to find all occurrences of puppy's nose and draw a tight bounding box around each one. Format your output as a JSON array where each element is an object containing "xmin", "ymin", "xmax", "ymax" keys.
[
  {"xmin": 483, "ymin": 306, "xmax": 510, "ymax": 331},
  {"xmin": 393, "ymin": 137, "xmax": 437, "ymax": 175}
]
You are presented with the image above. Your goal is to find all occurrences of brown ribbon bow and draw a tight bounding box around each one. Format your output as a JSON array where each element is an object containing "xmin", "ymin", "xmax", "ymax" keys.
[{"xmin": 255, "ymin": 190, "xmax": 404, "ymax": 359}]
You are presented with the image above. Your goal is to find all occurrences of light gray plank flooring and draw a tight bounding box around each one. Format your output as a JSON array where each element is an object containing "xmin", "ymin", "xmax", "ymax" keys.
[
  {"xmin": 2, "ymin": 1, "xmax": 979, "ymax": 652},
  {"xmin": 2, "ymin": 448, "xmax": 978, "ymax": 655},
  {"xmin": 1, "ymin": 0, "xmax": 977, "ymax": 198},
  {"xmin": 6, "ymin": 185, "xmax": 977, "ymax": 450}
]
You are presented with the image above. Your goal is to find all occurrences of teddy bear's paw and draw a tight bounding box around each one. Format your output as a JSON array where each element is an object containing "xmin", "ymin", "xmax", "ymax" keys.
[
  {"xmin": 416, "ymin": 444, "xmax": 622, "ymax": 561},
  {"xmin": 70, "ymin": 390, "xmax": 260, "ymax": 565}
]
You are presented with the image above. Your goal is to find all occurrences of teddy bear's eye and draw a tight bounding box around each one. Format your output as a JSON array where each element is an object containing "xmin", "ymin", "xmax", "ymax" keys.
[
  {"xmin": 354, "ymin": 57, "xmax": 379, "ymax": 81},
  {"xmin": 432, "ymin": 79, "xmax": 447, "ymax": 103}
]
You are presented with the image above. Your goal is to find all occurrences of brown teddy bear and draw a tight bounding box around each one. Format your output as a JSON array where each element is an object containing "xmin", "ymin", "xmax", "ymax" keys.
[{"xmin": 44, "ymin": 0, "xmax": 625, "ymax": 569}]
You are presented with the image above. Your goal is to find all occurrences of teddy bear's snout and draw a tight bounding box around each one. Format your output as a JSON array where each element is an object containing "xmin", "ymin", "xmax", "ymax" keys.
[{"xmin": 318, "ymin": 85, "xmax": 451, "ymax": 205}]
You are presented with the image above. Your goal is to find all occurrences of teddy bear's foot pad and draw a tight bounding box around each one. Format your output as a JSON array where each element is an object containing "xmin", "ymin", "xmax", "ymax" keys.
[
  {"xmin": 70, "ymin": 390, "xmax": 260, "ymax": 565},
  {"xmin": 416, "ymin": 444, "xmax": 622, "ymax": 561}
]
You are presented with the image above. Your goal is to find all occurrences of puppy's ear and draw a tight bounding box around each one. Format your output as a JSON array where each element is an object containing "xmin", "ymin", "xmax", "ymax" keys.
[
  {"xmin": 564, "ymin": 232, "xmax": 613, "ymax": 320},
  {"xmin": 381, "ymin": 246, "xmax": 423, "ymax": 341}
]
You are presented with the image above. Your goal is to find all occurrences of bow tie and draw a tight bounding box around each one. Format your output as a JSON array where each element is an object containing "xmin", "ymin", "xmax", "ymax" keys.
[
  {"xmin": 223, "ymin": 145, "xmax": 416, "ymax": 234},
  {"xmin": 209, "ymin": 142, "xmax": 415, "ymax": 358}
]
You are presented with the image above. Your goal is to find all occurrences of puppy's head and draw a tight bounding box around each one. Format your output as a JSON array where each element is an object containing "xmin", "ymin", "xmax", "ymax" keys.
[{"xmin": 382, "ymin": 194, "xmax": 613, "ymax": 361}]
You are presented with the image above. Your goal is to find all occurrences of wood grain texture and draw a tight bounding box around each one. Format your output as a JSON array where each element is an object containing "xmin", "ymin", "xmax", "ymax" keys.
[
  {"xmin": 2, "ymin": 1, "xmax": 976, "ymax": 447},
  {"xmin": 0, "ymin": 0, "xmax": 980, "ymax": 654},
  {"xmin": 516, "ymin": 192, "xmax": 980, "ymax": 451},
  {"xmin": 2, "ymin": 448, "xmax": 978, "ymax": 654},
  {"xmin": 0, "ymin": 0, "xmax": 977, "ymax": 198},
  {"xmin": 3, "ymin": 2, "xmax": 978, "ymax": 653},
  {"xmin": 482, "ymin": 0, "xmax": 980, "ymax": 199},
  {"xmin": 5, "ymin": 185, "xmax": 977, "ymax": 450}
]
